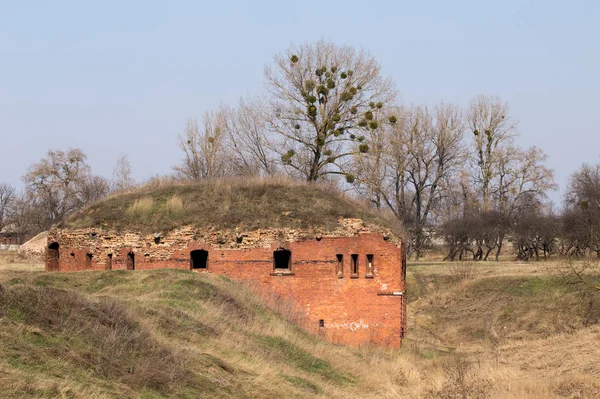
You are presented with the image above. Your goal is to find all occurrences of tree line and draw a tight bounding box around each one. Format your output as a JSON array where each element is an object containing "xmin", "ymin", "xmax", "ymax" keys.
[
  {"xmin": 1, "ymin": 40, "xmax": 598, "ymax": 261},
  {"xmin": 0, "ymin": 150, "xmax": 134, "ymax": 242},
  {"xmin": 170, "ymin": 40, "xmax": 561, "ymax": 261}
]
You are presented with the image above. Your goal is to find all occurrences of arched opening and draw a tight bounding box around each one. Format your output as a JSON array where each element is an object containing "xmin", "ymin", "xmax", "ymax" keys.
[
  {"xmin": 47, "ymin": 242, "xmax": 59, "ymax": 271},
  {"xmin": 273, "ymin": 249, "xmax": 291, "ymax": 270},
  {"xmin": 127, "ymin": 252, "xmax": 135, "ymax": 270},
  {"xmin": 190, "ymin": 249, "xmax": 208, "ymax": 269}
]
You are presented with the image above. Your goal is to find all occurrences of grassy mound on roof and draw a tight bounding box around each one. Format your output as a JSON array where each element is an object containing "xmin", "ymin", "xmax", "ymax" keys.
[{"xmin": 62, "ymin": 178, "xmax": 401, "ymax": 235}]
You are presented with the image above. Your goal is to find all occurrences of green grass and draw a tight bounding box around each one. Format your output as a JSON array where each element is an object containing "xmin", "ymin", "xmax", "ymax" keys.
[
  {"xmin": 2, "ymin": 260, "xmax": 600, "ymax": 398},
  {"xmin": 0, "ymin": 269, "xmax": 364, "ymax": 398},
  {"xmin": 256, "ymin": 335, "xmax": 353, "ymax": 384}
]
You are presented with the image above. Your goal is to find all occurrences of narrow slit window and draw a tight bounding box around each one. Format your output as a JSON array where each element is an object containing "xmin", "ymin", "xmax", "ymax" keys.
[
  {"xmin": 366, "ymin": 254, "xmax": 374, "ymax": 277},
  {"xmin": 86, "ymin": 253, "xmax": 93, "ymax": 268},
  {"xmin": 336, "ymin": 254, "xmax": 344, "ymax": 278},
  {"xmin": 190, "ymin": 249, "xmax": 208, "ymax": 269},
  {"xmin": 319, "ymin": 319, "xmax": 325, "ymax": 328},
  {"xmin": 274, "ymin": 249, "xmax": 291, "ymax": 270},
  {"xmin": 351, "ymin": 254, "xmax": 359, "ymax": 277}
]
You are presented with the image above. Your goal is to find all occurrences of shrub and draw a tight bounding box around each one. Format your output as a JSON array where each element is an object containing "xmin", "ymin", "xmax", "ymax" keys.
[
  {"xmin": 427, "ymin": 355, "xmax": 491, "ymax": 398},
  {"xmin": 449, "ymin": 261, "xmax": 479, "ymax": 283}
]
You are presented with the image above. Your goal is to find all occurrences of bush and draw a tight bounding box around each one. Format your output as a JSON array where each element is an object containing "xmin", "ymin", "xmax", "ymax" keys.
[
  {"xmin": 427, "ymin": 355, "xmax": 491, "ymax": 398},
  {"xmin": 449, "ymin": 262, "xmax": 479, "ymax": 283}
]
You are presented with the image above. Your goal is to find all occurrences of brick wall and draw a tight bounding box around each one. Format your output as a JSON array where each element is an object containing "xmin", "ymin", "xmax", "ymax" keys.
[{"xmin": 46, "ymin": 225, "xmax": 405, "ymax": 347}]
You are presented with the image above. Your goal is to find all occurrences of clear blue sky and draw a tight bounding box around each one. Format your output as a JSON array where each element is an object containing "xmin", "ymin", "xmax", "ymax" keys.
[{"xmin": 1, "ymin": 0, "xmax": 598, "ymax": 205}]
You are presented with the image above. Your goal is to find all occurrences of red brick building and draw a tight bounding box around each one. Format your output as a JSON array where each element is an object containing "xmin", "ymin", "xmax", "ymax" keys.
[{"xmin": 46, "ymin": 182, "xmax": 407, "ymax": 347}]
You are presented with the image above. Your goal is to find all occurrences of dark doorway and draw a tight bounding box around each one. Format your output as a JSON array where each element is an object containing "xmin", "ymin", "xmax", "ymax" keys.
[
  {"xmin": 274, "ymin": 249, "xmax": 291, "ymax": 270},
  {"xmin": 86, "ymin": 253, "xmax": 93, "ymax": 268},
  {"xmin": 127, "ymin": 252, "xmax": 135, "ymax": 270},
  {"xmin": 106, "ymin": 254, "xmax": 113, "ymax": 270},
  {"xmin": 190, "ymin": 249, "xmax": 208, "ymax": 269},
  {"xmin": 47, "ymin": 242, "xmax": 59, "ymax": 271}
]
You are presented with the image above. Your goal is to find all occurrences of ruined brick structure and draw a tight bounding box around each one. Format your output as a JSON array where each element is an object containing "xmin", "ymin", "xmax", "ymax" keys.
[{"xmin": 45, "ymin": 183, "xmax": 407, "ymax": 347}]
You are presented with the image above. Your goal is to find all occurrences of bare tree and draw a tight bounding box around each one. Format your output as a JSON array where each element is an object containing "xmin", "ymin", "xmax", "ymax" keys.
[
  {"xmin": 469, "ymin": 145, "xmax": 556, "ymax": 260},
  {"xmin": 112, "ymin": 154, "xmax": 135, "ymax": 193},
  {"xmin": 6, "ymin": 192, "xmax": 42, "ymax": 240},
  {"xmin": 402, "ymin": 104, "xmax": 465, "ymax": 258},
  {"xmin": 22, "ymin": 148, "xmax": 107, "ymax": 229},
  {"xmin": 221, "ymin": 98, "xmax": 278, "ymax": 177},
  {"xmin": 467, "ymin": 95, "xmax": 517, "ymax": 211},
  {"xmin": 264, "ymin": 39, "xmax": 397, "ymax": 181},
  {"xmin": 174, "ymin": 112, "xmax": 230, "ymax": 180},
  {"xmin": 0, "ymin": 183, "xmax": 16, "ymax": 232},
  {"xmin": 350, "ymin": 108, "xmax": 399, "ymax": 209},
  {"xmin": 561, "ymin": 162, "xmax": 600, "ymax": 257},
  {"xmin": 565, "ymin": 162, "xmax": 600, "ymax": 210},
  {"xmin": 513, "ymin": 201, "xmax": 558, "ymax": 260},
  {"xmin": 80, "ymin": 175, "xmax": 110, "ymax": 204},
  {"xmin": 354, "ymin": 103, "xmax": 465, "ymax": 258}
]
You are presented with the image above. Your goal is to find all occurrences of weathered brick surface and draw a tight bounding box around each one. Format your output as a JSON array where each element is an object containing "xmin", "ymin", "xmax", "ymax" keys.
[{"xmin": 46, "ymin": 224, "xmax": 406, "ymax": 347}]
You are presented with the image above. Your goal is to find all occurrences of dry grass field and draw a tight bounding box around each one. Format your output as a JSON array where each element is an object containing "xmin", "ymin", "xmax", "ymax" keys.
[
  {"xmin": 1, "ymin": 251, "xmax": 599, "ymax": 398},
  {"xmin": 62, "ymin": 178, "xmax": 403, "ymax": 236}
]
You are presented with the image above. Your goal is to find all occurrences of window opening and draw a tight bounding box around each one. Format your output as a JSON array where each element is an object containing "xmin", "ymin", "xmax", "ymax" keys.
[
  {"xmin": 366, "ymin": 254, "xmax": 374, "ymax": 277},
  {"xmin": 319, "ymin": 319, "xmax": 325, "ymax": 328},
  {"xmin": 190, "ymin": 249, "xmax": 208, "ymax": 269},
  {"xmin": 336, "ymin": 254, "xmax": 344, "ymax": 278},
  {"xmin": 351, "ymin": 254, "xmax": 359, "ymax": 277},
  {"xmin": 274, "ymin": 249, "xmax": 291, "ymax": 270}
]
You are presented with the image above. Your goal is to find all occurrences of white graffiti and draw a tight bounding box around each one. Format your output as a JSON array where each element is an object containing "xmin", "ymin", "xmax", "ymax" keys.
[{"xmin": 325, "ymin": 320, "xmax": 371, "ymax": 331}]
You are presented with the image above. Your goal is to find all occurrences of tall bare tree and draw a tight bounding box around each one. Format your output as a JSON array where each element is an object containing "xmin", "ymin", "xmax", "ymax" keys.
[
  {"xmin": 174, "ymin": 112, "xmax": 229, "ymax": 180},
  {"xmin": 350, "ymin": 108, "xmax": 398, "ymax": 209},
  {"xmin": 467, "ymin": 95, "xmax": 517, "ymax": 211},
  {"xmin": 264, "ymin": 40, "xmax": 397, "ymax": 181},
  {"xmin": 0, "ymin": 183, "xmax": 15, "ymax": 232},
  {"xmin": 221, "ymin": 98, "xmax": 278, "ymax": 177},
  {"xmin": 354, "ymin": 103, "xmax": 465, "ymax": 258},
  {"xmin": 434, "ymin": 96, "xmax": 556, "ymax": 261},
  {"xmin": 112, "ymin": 154, "xmax": 135, "ymax": 193}
]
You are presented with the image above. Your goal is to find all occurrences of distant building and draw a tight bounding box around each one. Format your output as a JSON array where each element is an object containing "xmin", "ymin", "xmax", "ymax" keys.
[{"xmin": 0, "ymin": 225, "xmax": 31, "ymax": 251}]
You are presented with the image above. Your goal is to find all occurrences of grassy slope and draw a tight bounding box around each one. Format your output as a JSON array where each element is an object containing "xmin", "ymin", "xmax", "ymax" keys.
[
  {"xmin": 61, "ymin": 179, "xmax": 401, "ymax": 235},
  {"xmin": 0, "ymin": 262, "xmax": 408, "ymax": 398},
  {"xmin": 405, "ymin": 260, "xmax": 600, "ymax": 398},
  {"xmin": 1, "ymin": 255, "xmax": 600, "ymax": 398}
]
